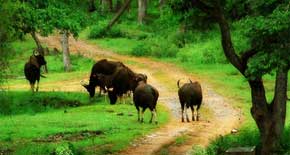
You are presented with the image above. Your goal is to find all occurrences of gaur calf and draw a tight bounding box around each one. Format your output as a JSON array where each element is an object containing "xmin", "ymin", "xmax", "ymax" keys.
[
  {"xmin": 177, "ymin": 79, "xmax": 202, "ymax": 122},
  {"xmin": 133, "ymin": 81, "xmax": 159, "ymax": 124},
  {"xmin": 24, "ymin": 54, "xmax": 47, "ymax": 92}
]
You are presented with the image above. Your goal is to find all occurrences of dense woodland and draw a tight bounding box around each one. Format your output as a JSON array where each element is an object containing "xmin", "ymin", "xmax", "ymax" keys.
[{"xmin": 0, "ymin": 0, "xmax": 290, "ymax": 155}]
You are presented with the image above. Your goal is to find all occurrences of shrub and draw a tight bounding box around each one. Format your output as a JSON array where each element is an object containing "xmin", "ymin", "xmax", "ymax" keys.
[
  {"xmin": 130, "ymin": 44, "xmax": 151, "ymax": 57},
  {"xmin": 89, "ymin": 21, "xmax": 123, "ymax": 39},
  {"xmin": 147, "ymin": 37, "xmax": 179, "ymax": 58}
]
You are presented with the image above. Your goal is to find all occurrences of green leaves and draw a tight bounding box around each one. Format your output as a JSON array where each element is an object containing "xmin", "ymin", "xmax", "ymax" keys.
[{"xmin": 241, "ymin": 2, "xmax": 290, "ymax": 79}]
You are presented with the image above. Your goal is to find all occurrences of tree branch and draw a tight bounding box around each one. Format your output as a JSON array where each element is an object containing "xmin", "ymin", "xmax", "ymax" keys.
[
  {"xmin": 240, "ymin": 47, "xmax": 258, "ymax": 72},
  {"xmin": 105, "ymin": 0, "xmax": 132, "ymax": 31}
]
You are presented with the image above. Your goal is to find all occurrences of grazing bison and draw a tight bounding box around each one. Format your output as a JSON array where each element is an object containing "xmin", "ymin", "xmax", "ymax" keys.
[
  {"xmin": 24, "ymin": 54, "xmax": 47, "ymax": 92},
  {"xmin": 177, "ymin": 79, "xmax": 202, "ymax": 122},
  {"xmin": 82, "ymin": 59, "xmax": 125, "ymax": 97},
  {"xmin": 133, "ymin": 81, "xmax": 159, "ymax": 124},
  {"xmin": 107, "ymin": 66, "xmax": 147, "ymax": 105}
]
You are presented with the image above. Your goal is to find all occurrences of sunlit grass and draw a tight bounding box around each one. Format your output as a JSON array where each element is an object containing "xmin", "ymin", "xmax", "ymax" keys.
[{"xmin": 0, "ymin": 91, "xmax": 169, "ymax": 155}]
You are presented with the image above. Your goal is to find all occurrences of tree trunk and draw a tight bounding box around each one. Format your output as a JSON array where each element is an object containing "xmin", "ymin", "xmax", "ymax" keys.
[
  {"xmin": 115, "ymin": 0, "xmax": 122, "ymax": 12},
  {"xmin": 158, "ymin": 0, "xmax": 166, "ymax": 9},
  {"xmin": 106, "ymin": 0, "xmax": 132, "ymax": 31},
  {"xmin": 60, "ymin": 30, "xmax": 72, "ymax": 72},
  {"xmin": 101, "ymin": 0, "xmax": 113, "ymax": 12},
  {"xmin": 88, "ymin": 0, "xmax": 96, "ymax": 12},
  {"xmin": 250, "ymin": 66, "xmax": 288, "ymax": 154},
  {"xmin": 30, "ymin": 31, "xmax": 48, "ymax": 73},
  {"xmin": 138, "ymin": 0, "xmax": 147, "ymax": 24}
]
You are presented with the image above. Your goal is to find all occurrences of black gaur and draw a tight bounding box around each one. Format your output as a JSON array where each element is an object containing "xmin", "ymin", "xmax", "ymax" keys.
[
  {"xmin": 133, "ymin": 81, "xmax": 159, "ymax": 124},
  {"xmin": 177, "ymin": 79, "xmax": 202, "ymax": 122},
  {"xmin": 24, "ymin": 54, "xmax": 47, "ymax": 92}
]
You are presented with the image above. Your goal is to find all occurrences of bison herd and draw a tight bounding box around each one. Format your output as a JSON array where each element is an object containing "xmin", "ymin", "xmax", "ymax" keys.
[{"xmin": 24, "ymin": 54, "xmax": 203, "ymax": 124}]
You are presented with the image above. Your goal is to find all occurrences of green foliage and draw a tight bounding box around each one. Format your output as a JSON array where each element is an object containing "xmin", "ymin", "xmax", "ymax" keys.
[
  {"xmin": 240, "ymin": 2, "xmax": 290, "ymax": 78},
  {"xmin": 131, "ymin": 44, "xmax": 151, "ymax": 57},
  {"xmin": 54, "ymin": 143, "xmax": 74, "ymax": 155},
  {"xmin": 192, "ymin": 125, "xmax": 290, "ymax": 155},
  {"xmin": 89, "ymin": 21, "xmax": 123, "ymax": 39}
]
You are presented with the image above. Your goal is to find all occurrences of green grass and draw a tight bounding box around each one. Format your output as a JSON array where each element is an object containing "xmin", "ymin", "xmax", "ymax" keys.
[{"xmin": 0, "ymin": 91, "xmax": 169, "ymax": 155}]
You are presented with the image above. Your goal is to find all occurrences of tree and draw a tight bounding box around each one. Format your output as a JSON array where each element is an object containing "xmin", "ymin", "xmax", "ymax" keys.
[
  {"xmin": 138, "ymin": 0, "xmax": 147, "ymax": 24},
  {"xmin": 47, "ymin": 2, "xmax": 87, "ymax": 72},
  {"xmin": 11, "ymin": 1, "xmax": 53, "ymax": 72},
  {"xmin": 172, "ymin": 0, "xmax": 289, "ymax": 154},
  {"xmin": 105, "ymin": 0, "xmax": 132, "ymax": 31},
  {"xmin": 88, "ymin": 0, "xmax": 96, "ymax": 12}
]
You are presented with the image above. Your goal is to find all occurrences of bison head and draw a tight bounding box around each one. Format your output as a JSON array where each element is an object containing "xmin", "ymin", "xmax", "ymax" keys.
[
  {"xmin": 81, "ymin": 81, "xmax": 96, "ymax": 97},
  {"xmin": 35, "ymin": 54, "xmax": 47, "ymax": 66}
]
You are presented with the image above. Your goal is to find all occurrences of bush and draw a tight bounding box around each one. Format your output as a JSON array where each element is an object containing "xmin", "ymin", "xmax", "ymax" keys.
[
  {"xmin": 89, "ymin": 21, "xmax": 123, "ymax": 39},
  {"xmin": 146, "ymin": 37, "xmax": 179, "ymax": 58},
  {"xmin": 130, "ymin": 44, "xmax": 151, "ymax": 57}
]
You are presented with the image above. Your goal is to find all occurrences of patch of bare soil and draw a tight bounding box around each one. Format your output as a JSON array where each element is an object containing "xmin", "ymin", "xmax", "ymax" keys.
[
  {"xmin": 33, "ymin": 130, "xmax": 103, "ymax": 142},
  {"xmin": 39, "ymin": 35, "xmax": 243, "ymax": 155}
]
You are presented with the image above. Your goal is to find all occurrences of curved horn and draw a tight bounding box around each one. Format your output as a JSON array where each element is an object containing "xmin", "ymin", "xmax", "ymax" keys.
[
  {"xmin": 189, "ymin": 79, "xmax": 193, "ymax": 83},
  {"xmin": 177, "ymin": 79, "xmax": 181, "ymax": 88},
  {"xmin": 80, "ymin": 80, "xmax": 88, "ymax": 86}
]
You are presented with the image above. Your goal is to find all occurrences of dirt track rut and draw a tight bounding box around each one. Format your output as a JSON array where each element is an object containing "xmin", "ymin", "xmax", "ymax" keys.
[{"xmin": 39, "ymin": 36, "xmax": 242, "ymax": 155}]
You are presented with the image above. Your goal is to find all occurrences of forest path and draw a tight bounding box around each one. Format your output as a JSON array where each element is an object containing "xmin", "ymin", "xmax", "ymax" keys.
[{"xmin": 39, "ymin": 36, "xmax": 242, "ymax": 155}]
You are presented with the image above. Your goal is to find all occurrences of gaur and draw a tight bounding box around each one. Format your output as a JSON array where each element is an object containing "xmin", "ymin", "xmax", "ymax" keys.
[{"xmin": 177, "ymin": 79, "xmax": 202, "ymax": 122}]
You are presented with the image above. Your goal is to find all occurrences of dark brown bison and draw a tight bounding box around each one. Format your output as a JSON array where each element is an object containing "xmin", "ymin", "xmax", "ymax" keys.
[
  {"xmin": 107, "ymin": 66, "xmax": 147, "ymax": 105},
  {"xmin": 24, "ymin": 54, "xmax": 47, "ymax": 92},
  {"xmin": 133, "ymin": 81, "xmax": 159, "ymax": 124},
  {"xmin": 82, "ymin": 59, "xmax": 125, "ymax": 97},
  {"xmin": 177, "ymin": 79, "xmax": 202, "ymax": 122}
]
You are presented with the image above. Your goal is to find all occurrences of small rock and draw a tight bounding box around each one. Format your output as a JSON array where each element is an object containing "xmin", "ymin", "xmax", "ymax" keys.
[{"xmin": 231, "ymin": 128, "xmax": 238, "ymax": 134}]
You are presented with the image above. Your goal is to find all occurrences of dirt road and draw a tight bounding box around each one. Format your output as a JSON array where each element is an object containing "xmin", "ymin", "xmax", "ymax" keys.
[{"xmin": 39, "ymin": 36, "xmax": 242, "ymax": 155}]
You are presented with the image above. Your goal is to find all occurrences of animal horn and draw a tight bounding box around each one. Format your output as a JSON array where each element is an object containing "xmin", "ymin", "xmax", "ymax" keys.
[
  {"xmin": 189, "ymin": 79, "xmax": 193, "ymax": 83},
  {"xmin": 177, "ymin": 79, "xmax": 181, "ymax": 88},
  {"xmin": 80, "ymin": 80, "xmax": 88, "ymax": 86}
]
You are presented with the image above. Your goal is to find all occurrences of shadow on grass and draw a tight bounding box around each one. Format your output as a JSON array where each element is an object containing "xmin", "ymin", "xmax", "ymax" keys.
[{"xmin": 0, "ymin": 91, "xmax": 105, "ymax": 116}]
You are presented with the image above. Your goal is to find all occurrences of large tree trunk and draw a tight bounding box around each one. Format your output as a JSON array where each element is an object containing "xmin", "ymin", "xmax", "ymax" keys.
[
  {"xmin": 30, "ymin": 31, "xmax": 48, "ymax": 73},
  {"xmin": 250, "ymin": 67, "xmax": 288, "ymax": 154},
  {"xmin": 138, "ymin": 0, "xmax": 147, "ymax": 24},
  {"xmin": 106, "ymin": 0, "xmax": 132, "ymax": 31},
  {"xmin": 60, "ymin": 30, "xmax": 72, "ymax": 72}
]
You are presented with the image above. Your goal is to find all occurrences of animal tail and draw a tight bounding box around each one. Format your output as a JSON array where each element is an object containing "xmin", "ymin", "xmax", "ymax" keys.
[
  {"xmin": 40, "ymin": 74, "xmax": 46, "ymax": 78},
  {"xmin": 177, "ymin": 79, "xmax": 181, "ymax": 88}
]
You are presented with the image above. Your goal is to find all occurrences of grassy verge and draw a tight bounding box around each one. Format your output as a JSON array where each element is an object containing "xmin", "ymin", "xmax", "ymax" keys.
[{"xmin": 0, "ymin": 91, "xmax": 169, "ymax": 155}]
